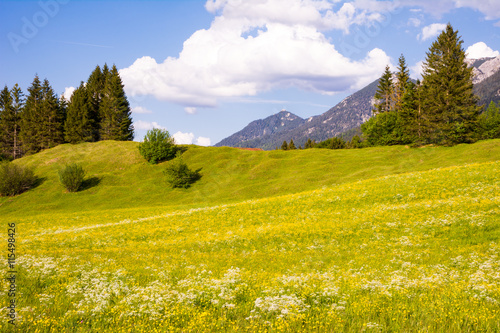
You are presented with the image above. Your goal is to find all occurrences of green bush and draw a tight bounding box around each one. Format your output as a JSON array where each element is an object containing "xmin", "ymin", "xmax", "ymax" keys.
[
  {"xmin": 164, "ymin": 152, "xmax": 201, "ymax": 189},
  {"xmin": 59, "ymin": 163, "xmax": 86, "ymax": 192},
  {"xmin": 0, "ymin": 162, "xmax": 36, "ymax": 196},
  {"xmin": 138, "ymin": 128, "xmax": 177, "ymax": 164}
]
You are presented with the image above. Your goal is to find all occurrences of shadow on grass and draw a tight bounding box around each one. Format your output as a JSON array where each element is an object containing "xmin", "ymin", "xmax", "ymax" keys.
[{"xmin": 80, "ymin": 177, "xmax": 101, "ymax": 191}]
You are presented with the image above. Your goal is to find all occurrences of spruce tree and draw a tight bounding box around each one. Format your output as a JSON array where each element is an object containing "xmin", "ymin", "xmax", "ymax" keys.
[
  {"xmin": 21, "ymin": 75, "xmax": 44, "ymax": 154},
  {"xmin": 479, "ymin": 101, "xmax": 500, "ymax": 139},
  {"xmin": 281, "ymin": 140, "xmax": 288, "ymax": 150},
  {"xmin": 86, "ymin": 65, "xmax": 105, "ymax": 140},
  {"xmin": 373, "ymin": 65, "xmax": 394, "ymax": 114},
  {"xmin": 288, "ymin": 139, "xmax": 296, "ymax": 150},
  {"xmin": 0, "ymin": 86, "xmax": 15, "ymax": 158},
  {"xmin": 99, "ymin": 65, "xmax": 134, "ymax": 141},
  {"xmin": 65, "ymin": 83, "xmax": 96, "ymax": 143},
  {"xmin": 394, "ymin": 54, "xmax": 411, "ymax": 112},
  {"xmin": 40, "ymin": 78, "xmax": 64, "ymax": 149},
  {"xmin": 421, "ymin": 24, "xmax": 481, "ymax": 145},
  {"xmin": 11, "ymin": 84, "xmax": 24, "ymax": 158}
]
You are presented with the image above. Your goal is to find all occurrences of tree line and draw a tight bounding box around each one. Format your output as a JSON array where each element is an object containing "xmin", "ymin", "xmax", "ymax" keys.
[
  {"xmin": 362, "ymin": 24, "xmax": 499, "ymax": 146},
  {"xmin": 0, "ymin": 64, "xmax": 134, "ymax": 160},
  {"xmin": 281, "ymin": 24, "xmax": 499, "ymax": 151}
]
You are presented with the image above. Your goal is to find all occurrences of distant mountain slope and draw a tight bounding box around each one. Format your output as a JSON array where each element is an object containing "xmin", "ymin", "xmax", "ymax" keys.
[
  {"xmin": 215, "ymin": 111, "xmax": 305, "ymax": 148},
  {"xmin": 217, "ymin": 56, "xmax": 500, "ymax": 150},
  {"xmin": 215, "ymin": 80, "xmax": 378, "ymax": 149}
]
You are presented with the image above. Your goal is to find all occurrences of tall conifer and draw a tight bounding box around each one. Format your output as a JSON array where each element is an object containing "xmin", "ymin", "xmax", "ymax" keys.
[
  {"xmin": 373, "ymin": 65, "xmax": 394, "ymax": 114},
  {"xmin": 65, "ymin": 83, "xmax": 96, "ymax": 143},
  {"xmin": 21, "ymin": 75, "xmax": 44, "ymax": 154},
  {"xmin": 40, "ymin": 79, "xmax": 64, "ymax": 149},
  {"xmin": 0, "ymin": 86, "xmax": 15, "ymax": 158},
  {"xmin": 394, "ymin": 55, "xmax": 411, "ymax": 112},
  {"xmin": 421, "ymin": 23, "xmax": 481, "ymax": 145},
  {"xmin": 99, "ymin": 65, "xmax": 134, "ymax": 141}
]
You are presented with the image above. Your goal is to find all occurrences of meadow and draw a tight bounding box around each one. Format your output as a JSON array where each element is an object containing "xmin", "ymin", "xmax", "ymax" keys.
[{"xmin": 1, "ymin": 140, "xmax": 499, "ymax": 332}]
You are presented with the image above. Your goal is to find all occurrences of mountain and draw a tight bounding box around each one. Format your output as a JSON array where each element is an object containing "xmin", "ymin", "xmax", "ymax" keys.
[
  {"xmin": 216, "ymin": 56, "xmax": 500, "ymax": 150},
  {"xmin": 215, "ymin": 80, "xmax": 378, "ymax": 149},
  {"xmin": 469, "ymin": 55, "xmax": 500, "ymax": 106},
  {"xmin": 215, "ymin": 110, "xmax": 305, "ymax": 148}
]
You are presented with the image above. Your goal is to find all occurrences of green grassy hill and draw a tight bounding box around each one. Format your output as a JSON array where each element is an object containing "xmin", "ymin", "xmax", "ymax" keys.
[
  {"xmin": 1, "ymin": 141, "xmax": 499, "ymax": 332},
  {"xmin": 2, "ymin": 139, "xmax": 500, "ymax": 218}
]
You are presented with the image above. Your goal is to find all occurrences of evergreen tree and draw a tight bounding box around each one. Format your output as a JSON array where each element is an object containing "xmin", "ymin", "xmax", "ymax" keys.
[
  {"xmin": 86, "ymin": 65, "xmax": 105, "ymax": 140},
  {"xmin": 21, "ymin": 76, "xmax": 64, "ymax": 154},
  {"xmin": 394, "ymin": 54, "xmax": 411, "ymax": 112},
  {"xmin": 21, "ymin": 75, "xmax": 44, "ymax": 154},
  {"xmin": 11, "ymin": 84, "xmax": 24, "ymax": 158},
  {"xmin": 0, "ymin": 85, "xmax": 15, "ymax": 158},
  {"xmin": 479, "ymin": 101, "xmax": 500, "ymax": 139},
  {"xmin": 373, "ymin": 65, "xmax": 394, "ymax": 114},
  {"xmin": 65, "ymin": 82, "xmax": 96, "ymax": 143},
  {"xmin": 288, "ymin": 139, "xmax": 296, "ymax": 150},
  {"xmin": 99, "ymin": 65, "xmax": 134, "ymax": 141},
  {"xmin": 420, "ymin": 23, "xmax": 481, "ymax": 145},
  {"xmin": 39, "ymin": 78, "xmax": 64, "ymax": 149},
  {"xmin": 281, "ymin": 140, "xmax": 288, "ymax": 150}
]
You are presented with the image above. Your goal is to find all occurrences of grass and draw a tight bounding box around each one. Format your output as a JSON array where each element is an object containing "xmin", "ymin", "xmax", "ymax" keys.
[
  {"xmin": 0, "ymin": 140, "xmax": 499, "ymax": 332},
  {"xmin": 1, "ymin": 139, "xmax": 500, "ymax": 218}
]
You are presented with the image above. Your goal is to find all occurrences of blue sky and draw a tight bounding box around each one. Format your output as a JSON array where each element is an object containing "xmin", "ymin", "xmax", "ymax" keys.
[{"xmin": 1, "ymin": 0, "xmax": 500, "ymax": 145}]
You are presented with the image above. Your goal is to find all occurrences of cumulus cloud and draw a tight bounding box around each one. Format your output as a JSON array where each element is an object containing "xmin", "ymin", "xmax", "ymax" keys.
[
  {"xmin": 466, "ymin": 42, "xmax": 500, "ymax": 59},
  {"xmin": 418, "ymin": 23, "xmax": 446, "ymax": 41},
  {"xmin": 132, "ymin": 106, "xmax": 153, "ymax": 114},
  {"xmin": 196, "ymin": 137, "xmax": 212, "ymax": 146},
  {"xmin": 184, "ymin": 107, "xmax": 197, "ymax": 114},
  {"xmin": 62, "ymin": 86, "xmax": 75, "ymax": 100},
  {"xmin": 134, "ymin": 120, "xmax": 166, "ymax": 130},
  {"xmin": 172, "ymin": 131, "xmax": 211, "ymax": 146},
  {"xmin": 410, "ymin": 60, "xmax": 424, "ymax": 79},
  {"xmin": 120, "ymin": 0, "xmax": 391, "ymax": 109}
]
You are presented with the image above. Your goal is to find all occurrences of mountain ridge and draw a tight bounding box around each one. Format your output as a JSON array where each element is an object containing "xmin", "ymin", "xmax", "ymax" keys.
[{"xmin": 216, "ymin": 56, "xmax": 500, "ymax": 150}]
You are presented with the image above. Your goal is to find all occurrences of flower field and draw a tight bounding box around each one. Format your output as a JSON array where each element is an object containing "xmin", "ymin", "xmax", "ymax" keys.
[{"xmin": 2, "ymin": 160, "xmax": 500, "ymax": 332}]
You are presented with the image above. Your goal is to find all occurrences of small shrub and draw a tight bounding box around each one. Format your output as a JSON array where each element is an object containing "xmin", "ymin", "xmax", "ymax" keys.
[
  {"xmin": 59, "ymin": 163, "xmax": 86, "ymax": 192},
  {"xmin": 0, "ymin": 162, "xmax": 36, "ymax": 196},
  {"xmin": 138, "ymin": 128, "xmax": 177, "ymax": 164},
  {"xmin": 164, "ymin": 152, "xmax": 201, "ymax": 189}
]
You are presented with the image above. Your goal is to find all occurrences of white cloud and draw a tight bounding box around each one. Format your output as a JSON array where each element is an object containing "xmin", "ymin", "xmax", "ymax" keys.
[
  {"xmin": 120, "ymin": 0, "xmax": 391, "ymax": 109},
  {"xmin": 410, "ymin": 60, "xmax": 424, "ymax": 80},
  {"xmin": 418, "ymin": 23, "xmax": 446, "ymax": 41},
  {"xmin": 196, "ymin": 137, "xmax": 212, "ymax": 146},
  {"xmin": 172, "ymin": 131, "xmax": 195, "ymax": 145},
  {"xmin": 172, "ymin": 131, "xmax": 212, "ymax": 146},
  {"xmin": 134, "ymin": 120, "xmax": 166, "ymax": 130},
  {"xmin": 132, "ymin": 106, "xmax": 153, "ymax": 114},
  {"xmin": 62, "ymin": 86, "xmax": 75, "ymax": 100},
  {"xmin": 408, "ymin": 17, "xmax": 422, "ymax": 27},
  {"xmin": 454, "ymin": 0, "xmax": 500, "ymax": 20},
  {"xmin": 466, "ymin": 42, "xmax": 500, "ymax": 59},
  {"xmin": 184, "ymin": 107, "xmax": 197, "ymax": 114}
]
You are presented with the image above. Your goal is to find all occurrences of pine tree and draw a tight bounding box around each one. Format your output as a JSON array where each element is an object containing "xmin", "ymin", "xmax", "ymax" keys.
[
  {"xmin": 11, "ymin": 84, "xmax": 24, "ymax": 158},
  {"xmin": 421, "ymin": 23, "xmax": 482, "ymax": 145},
  {"xmin": 65, "ymin": 82, "xmax": 96, "ymax": 143},
  {"xmin": 39, "ymin": 78, "xmax": 64, "ymax": 150},
  {"xmin": 288, "ymin": 139, "xmax": 296, "ymax": 150},
  {"xmin": 281, "ymin": 140, "xmax": 288, "ymax": 150},
  {"xmin": 373, "ymin": 65, "xmax": 394, "ymax": 114},
  {"xmin": 99, "ymin": 65, "xmax": 134, "ymax": 141},
  {"xmin": 394, "ymin": 54, "xmax": 411, "ymax": 112},
  {"xmin": 479, "ymin": 101, "xmax": 500, "ymax": 139},
  {"xmin": 0, "ymin": 86, "xmax": 15, "ymax": 158},
  {"xmin": 21, "ymin": 75, "xmax": 44, "ymax": 154},
  {"xmin": 86, "ymin": 65, "xmax": 105, "ymax": 140}
]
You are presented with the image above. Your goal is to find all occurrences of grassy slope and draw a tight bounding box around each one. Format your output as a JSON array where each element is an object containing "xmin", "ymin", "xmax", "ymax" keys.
[
  {"xmin": 6, "ymin": 156, "xmax": 500, "ymax": 332},
  {"xmin": 1, "ymin": 139, "xmax": 500, "ymax": 219}
]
